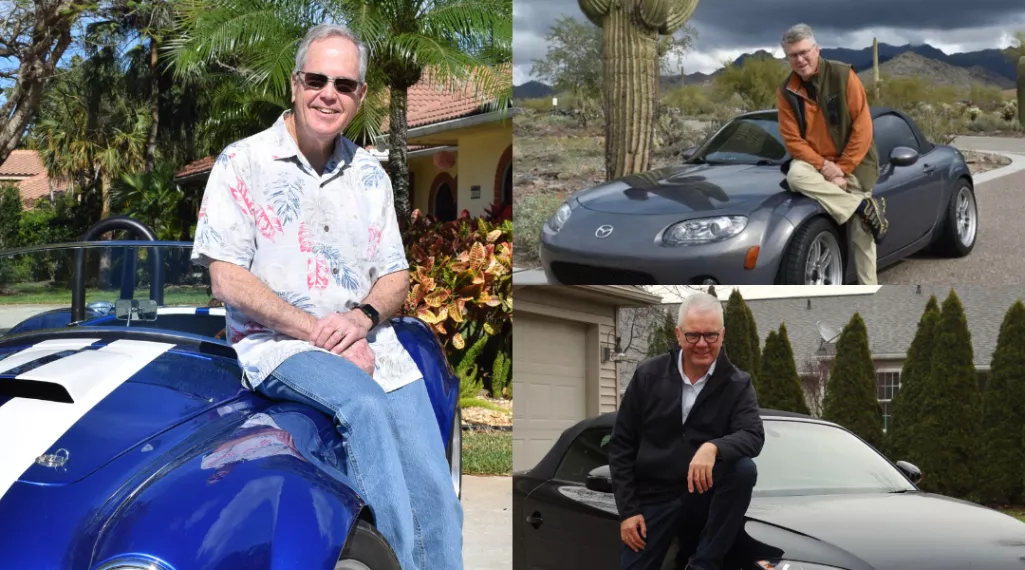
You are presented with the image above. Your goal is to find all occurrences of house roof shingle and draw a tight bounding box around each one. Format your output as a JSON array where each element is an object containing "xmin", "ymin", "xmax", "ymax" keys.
[
  {"xmin": 0, "ymin": 150, "xmax": 45, "ymax": 177},
  {"xmin": 17, "ymin": 172, "xmax": 70, "ymax": 203},
  {"xmin": 734, "ymin": 285, "xmax": 1024, "ymax": 368}
]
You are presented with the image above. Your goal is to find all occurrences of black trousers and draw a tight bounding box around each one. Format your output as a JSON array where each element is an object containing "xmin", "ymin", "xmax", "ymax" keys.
[{"xmin": 620, "ymin": 457, "xmax": 757, "ymax": 570}]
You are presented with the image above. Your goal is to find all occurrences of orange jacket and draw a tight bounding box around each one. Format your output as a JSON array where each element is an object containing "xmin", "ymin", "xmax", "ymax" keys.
[{"xmin": 776, "ymin": 65, "xmax": 873, "ymax": 177}]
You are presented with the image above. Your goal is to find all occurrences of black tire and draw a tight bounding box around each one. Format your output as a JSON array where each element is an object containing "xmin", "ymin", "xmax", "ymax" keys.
[
  {"xmin": 780, "ymin": 217, "xmax": 846, "ymax": 285},
  {"xmin": 934, "ymin": 180, "xmax": 977, "ymax": 257},
  {"xmin": 336, "ymin": 520, "xmax": 401, "ymax": 570}
]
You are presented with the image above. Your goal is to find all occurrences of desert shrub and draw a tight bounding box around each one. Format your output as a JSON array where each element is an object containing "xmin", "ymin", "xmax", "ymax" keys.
[
  {"xmin": 513, "ymin": 191, "xmax": 563, "ymax": 265},
  {"xmin": 1001, "ymin": 99, "xmax": 1018, "ymax": 122},
  {"xmin": 712, "ymin": 56, "xmax": 790, "ymax": 111},
  {"xmin": 966, "ymin": 113, "xmax": 1007, "ymax": 133},
  {"xmin": 872, "ymin": 75, "xmax": 932, "ymax": 111},
  {"xmin": 968, "ymin": 84, "xmax": 1006, "ymax": 112},
  {"xmin": 663, "ymin": 84, "xmax": 715, "ymax": 116},
  {"xmin": 908, "ymin": 106, "xmax": 961, "ymax": 145}
]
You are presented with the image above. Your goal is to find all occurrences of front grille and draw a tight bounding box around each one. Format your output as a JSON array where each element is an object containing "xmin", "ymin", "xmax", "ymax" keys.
[{"xmin": 549, "ymin": 262, "xmax": 657, "ymax": 285}]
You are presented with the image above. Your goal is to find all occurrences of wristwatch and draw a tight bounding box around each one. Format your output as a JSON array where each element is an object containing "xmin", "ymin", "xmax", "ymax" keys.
[{"xmin": 355, "ymin": 303, "xmax": 380, "ymax": 328}]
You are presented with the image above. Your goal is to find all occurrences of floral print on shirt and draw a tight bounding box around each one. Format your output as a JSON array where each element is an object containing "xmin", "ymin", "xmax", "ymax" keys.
[{"xmin": 191, "ymin": 112, "xmax": 422, "ymax": 392}]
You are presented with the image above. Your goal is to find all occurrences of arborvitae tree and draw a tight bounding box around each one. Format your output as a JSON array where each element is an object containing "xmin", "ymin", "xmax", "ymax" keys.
[
  {"xmin": 822, "ymin": 312, "xmax": 884, "ymax": 450},
  {"xmin": 977, "ymin": 300, "xmax": 1025, "ymax": 505},
  {"xmin": 887, "ymin": 295, "xmax": 940, "ymax": 462},
  {"xmin": 744, "ymin": 302, "xmax": 761, "ymax": 383},
  {"xmin": 646, "ymin": 308, "xmax": 679, "ymax": 357},
  {"xmin": 914, "ymin": 290, "xmax": 980, "ymax": 500},
  {"xmin": 724, "ymin": 290, "xmax": 757, "ymax": 381},
  {"xmin": 758, "ymin": 325, "xmax": 811, "ymax": 414}
]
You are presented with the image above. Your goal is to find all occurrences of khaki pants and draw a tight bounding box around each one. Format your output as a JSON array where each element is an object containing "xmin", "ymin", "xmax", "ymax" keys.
[{"xmin": 785, "ymin": 159, "xmax": 877, "ymax": 285}]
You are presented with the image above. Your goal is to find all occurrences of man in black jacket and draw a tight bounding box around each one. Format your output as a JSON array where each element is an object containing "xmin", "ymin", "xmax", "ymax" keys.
[{"xmin": 608, "ymin": 292, "xmax": 764, "ymax": 570}]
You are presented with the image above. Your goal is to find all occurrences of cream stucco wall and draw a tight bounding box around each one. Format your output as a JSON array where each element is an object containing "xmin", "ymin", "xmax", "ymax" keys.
[{"xmin": 456, "ymin": 129, "xmax": 511, "ymax": 218}]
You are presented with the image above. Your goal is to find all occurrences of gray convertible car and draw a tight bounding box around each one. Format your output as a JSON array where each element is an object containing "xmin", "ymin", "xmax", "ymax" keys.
[{"xmin": 539, "ymin": 107, "xmax": 978, "ymax": 285}]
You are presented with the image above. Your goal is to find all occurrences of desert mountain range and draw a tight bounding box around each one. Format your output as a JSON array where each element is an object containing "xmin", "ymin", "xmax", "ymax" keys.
[{"xmin": 514, "ymin": 42, "xmax": 1020, "ymax": 98}]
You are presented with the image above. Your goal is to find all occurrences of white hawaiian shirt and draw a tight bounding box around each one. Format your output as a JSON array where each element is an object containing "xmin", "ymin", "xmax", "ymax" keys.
[{"xmin": 191, "ymin": 112, "xmax": 422, "ymax": 393}]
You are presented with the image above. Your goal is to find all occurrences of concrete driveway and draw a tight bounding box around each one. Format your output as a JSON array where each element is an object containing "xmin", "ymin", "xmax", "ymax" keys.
[{"xmin": 463, "ymin": 475, "xmax": 512, "ymax": 570}]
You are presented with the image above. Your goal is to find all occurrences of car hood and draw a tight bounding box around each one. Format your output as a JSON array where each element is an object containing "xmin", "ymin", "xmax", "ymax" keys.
[
  {"xmin": 0, "ymin": 337, "xmax": 246, "ymax": 492},
  {"xmin": 748, "ymin": 492, "xmax": 1025, "ymax": 569},
  {"xmin": 574, "ymin": 162, "xmax": 785, "ymax": 215}
]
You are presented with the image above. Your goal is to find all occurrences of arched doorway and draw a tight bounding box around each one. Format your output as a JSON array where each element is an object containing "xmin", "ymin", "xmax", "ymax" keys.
[
  {"xmin": 434, "ymin": 183, "xmax": 457, "ymax": 222},
  {"xmin": 494, "ymin": 145, "xmax": 512, "ymax": 207}
]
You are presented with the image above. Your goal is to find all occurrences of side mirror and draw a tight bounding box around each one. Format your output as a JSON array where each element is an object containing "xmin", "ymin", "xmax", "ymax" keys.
[
  {"xmin": 115, "ymin": 299, "xmax": 159, "ymax": 322},
  {"xmin": 586, "ymin": 464, "xmax": 614, "ymax": 493},
  {"xmin": 681, "ymin": 146, "xmax": 698, "ymax": 160},
  {"xmin": 890, "ymin": 146, "xmax": 919, "ymax": 167},
  {"xmin": 895, "ymin": 460, "xmax": 922, "ymax": 484}
]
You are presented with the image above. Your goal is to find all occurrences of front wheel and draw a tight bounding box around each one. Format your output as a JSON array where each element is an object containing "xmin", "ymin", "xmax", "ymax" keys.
[
  {"xmin": 336, "ymin": 520, "xmax": 402, "ymax": 570},
  {"xmin": 780, "ymin": 217, "xmax": 846, "ymax": 285}
]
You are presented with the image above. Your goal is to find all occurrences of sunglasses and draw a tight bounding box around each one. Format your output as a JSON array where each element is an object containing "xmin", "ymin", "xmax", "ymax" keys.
[
  {"xmin": 681, "ymin": 332, "xmax": 720, "ymax": 344},
  {"xmin": 296, "ymin": 71, "xmax": 362, "ymax": 93}
]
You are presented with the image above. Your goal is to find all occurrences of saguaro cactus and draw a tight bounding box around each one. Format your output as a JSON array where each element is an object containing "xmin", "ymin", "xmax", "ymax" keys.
[
  {"xmin": 579, "ymin": 0, "xmax": 700, "ymax": 180},
  {"xmin": 1018, "ymin": 56, "xmax": 1025, "ymax": 128},
  {"xmin": 872, "ymin": 37, "xmax": 880, "ymax": 101}
]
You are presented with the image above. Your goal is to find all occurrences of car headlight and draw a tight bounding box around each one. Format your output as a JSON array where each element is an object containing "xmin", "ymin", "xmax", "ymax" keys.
[
  {"xmin": 756, "ymin": 561, "xmax": 847, "ymax": 570},
  {"xmin": 661, "ymin": 216, "xmax": 747, "ymax": 245},
  {"xmin": 547, "ymin": 202, "xmax": 573, "ymax": 233}
]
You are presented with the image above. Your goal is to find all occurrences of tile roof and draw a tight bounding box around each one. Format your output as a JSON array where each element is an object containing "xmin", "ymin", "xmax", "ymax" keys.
[
  {"xmin": 17, "ymin": 171, "xmax": 70, "ymax": 203},
  {"xmin": 379, "ymin": 65, "xmax": 511, "ymax": 132},
  {"xmin": 175, "ymin": 155, "xmax": 216, "ymax": 180},
  {"xmin": 0, "ymin": 150, "xmax": 45, "ymax": 177}
]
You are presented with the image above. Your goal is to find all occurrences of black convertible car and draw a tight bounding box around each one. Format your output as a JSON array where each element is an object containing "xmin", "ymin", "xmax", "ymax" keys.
[{"xmin": 513, "ymin": 410, "xmax": 1025, "ymax": 570}]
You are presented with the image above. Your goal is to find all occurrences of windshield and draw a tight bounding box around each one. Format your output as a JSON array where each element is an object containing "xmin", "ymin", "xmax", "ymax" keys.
[
  {"xmin": 752, "ymin": 419, "xmax": 916, "ymax": 496},
  {"xmin": 693, "ymin": 117, "xmax": 788, "ymax": 165},
  {"xmin": 0, "ymin": 243, "xmax": 214, "ymax": 335}
]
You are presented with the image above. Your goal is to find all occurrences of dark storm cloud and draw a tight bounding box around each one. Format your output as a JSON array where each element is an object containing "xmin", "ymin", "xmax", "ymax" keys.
[
  {"xmin": 513, "ymin": 0, "xmax": 1025, "ymax": 83},
  {"xmin": 687, "ymin": 0, "xmax": 1025, "ymax": 50}
]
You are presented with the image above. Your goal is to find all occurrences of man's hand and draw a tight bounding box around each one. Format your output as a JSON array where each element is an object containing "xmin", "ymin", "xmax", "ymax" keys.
[
  {"xmin": 830, "ymin": 176, "xmax": 848, "ymax": 190},
  {"xmin": 620, "ymin": 514, "xmax": 646, "ymax": 552},
  {"xmin": 309, "ymin": 311, "xmax": 372, "ymax": 354},
  {"xmin": 820, "ymin": 160, "xmax": 844, "ymax": 180},
  {"xmin": 688, "ymin": 442, "xmax": 718, "ymax": 494},
  {"xmin": 339, "ymin": 338, "xmax": 375, "ymax": 376}
]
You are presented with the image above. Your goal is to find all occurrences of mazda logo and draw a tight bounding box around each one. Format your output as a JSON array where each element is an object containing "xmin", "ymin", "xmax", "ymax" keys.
[{"xmin": 595, "ymin": 225, "xmax": 614, "ymax": 239}]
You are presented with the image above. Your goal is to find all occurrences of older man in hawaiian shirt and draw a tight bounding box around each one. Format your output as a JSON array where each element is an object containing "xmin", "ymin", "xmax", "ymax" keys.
[{"xmin": 190, "ymin": 23, "xmax": 462, "ymax": 570}]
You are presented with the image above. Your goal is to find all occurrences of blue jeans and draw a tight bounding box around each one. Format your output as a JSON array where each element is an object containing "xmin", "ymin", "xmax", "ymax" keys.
[{"xmin": 257, "ymin": 350, "xmax": 463, "ymax": 570}]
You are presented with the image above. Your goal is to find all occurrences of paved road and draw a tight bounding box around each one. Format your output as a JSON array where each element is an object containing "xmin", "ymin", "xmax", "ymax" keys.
[
  {"xmin": 878, "ymin": 136, "xmax": 1025, "ymax": 285},
  {"xmin": 463, "ymin": 475, "xmax": 511, "ymax": 570}
]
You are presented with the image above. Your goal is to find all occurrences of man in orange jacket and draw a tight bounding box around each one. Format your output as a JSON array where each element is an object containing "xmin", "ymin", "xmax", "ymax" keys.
[{"xmin": 776, "ymin": 23, "xmax": 888, "ymax": 285}]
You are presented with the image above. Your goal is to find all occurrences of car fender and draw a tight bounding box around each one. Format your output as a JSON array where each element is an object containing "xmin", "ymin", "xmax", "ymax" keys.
[
  {"xmin": 737, "ymin": 518, "xmax": 873, "ymax": 570},
  {"xmin": 89, "ymin": 407, "xmax": 368, "ymax": 570},
  {"xmin": 393, "ymin": 316, "xmax": 460, "ymax": 445}
]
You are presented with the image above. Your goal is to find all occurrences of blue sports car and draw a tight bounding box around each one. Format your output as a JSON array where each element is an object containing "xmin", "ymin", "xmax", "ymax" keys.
[{"xmin": 0, "ymin": 217, "xmax": 461, "ymax": 570}]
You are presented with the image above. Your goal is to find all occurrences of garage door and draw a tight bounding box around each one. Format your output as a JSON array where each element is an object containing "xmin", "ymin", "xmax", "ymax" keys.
[{"xmin": 512, "ymin": 312, "xmax": 588, "ymax": 472}]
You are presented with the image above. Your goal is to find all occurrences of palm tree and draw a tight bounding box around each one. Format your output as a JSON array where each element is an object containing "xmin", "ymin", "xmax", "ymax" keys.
[{"xmin": 163, "ymin": 0, "xmax": 511, "ymax": 216}]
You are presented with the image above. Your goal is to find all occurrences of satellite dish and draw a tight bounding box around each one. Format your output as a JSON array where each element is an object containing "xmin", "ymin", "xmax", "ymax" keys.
[{"xmin": 817, "ymin": 321, "xmax": 841, "ymax": 344}]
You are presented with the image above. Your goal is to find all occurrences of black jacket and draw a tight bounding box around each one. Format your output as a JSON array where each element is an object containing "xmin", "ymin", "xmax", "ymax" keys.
[{"xmin": 607, "ymin": 348, "xmax": 765, "ymax": 520}]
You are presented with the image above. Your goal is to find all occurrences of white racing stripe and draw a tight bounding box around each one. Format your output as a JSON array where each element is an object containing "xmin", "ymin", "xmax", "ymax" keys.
[
  {"xmin": 0, "ymin": 338, "xmax": 99, "ymax": 375},
  {"xmin": 0, "ymin": 339, "xmax": 175, "ymax": 499}
]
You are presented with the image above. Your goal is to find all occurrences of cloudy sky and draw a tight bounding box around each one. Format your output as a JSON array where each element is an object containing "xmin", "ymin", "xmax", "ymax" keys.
[{"xmin": 513, "ymin": 0, "xmax": 1025, "ymax": 85}]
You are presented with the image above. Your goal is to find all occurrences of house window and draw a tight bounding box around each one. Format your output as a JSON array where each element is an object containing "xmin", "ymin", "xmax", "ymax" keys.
[{"xmin": 876, "ymin": 371, "xmax": 900, "ymax": 433}]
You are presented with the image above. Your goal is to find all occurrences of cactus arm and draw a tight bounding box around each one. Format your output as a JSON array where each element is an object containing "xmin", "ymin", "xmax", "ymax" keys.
[
  {"xmin": 635, "ymin": 0, "xmax": 669, "ymax": 31},
  {"xmin": 661, "ymin": 0, "xmax": 699, "ymax": 34},
  {"xmin": 578, "ymin": 0, "xmax": 612, "ymax": 27}
]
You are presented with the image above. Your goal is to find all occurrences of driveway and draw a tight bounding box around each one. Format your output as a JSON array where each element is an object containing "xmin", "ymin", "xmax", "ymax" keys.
[
  {"xmin": 514, "ymin": 136, "xmax": 1025, "ymax": 286},
  {"xmin": 463, "ymin": 475, "xmax": 512, "ymax": 570}
]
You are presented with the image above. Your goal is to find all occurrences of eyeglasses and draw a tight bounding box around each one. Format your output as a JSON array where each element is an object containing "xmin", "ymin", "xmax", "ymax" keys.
[
  {"xmin": 296, "ymin": 71, "xmax": 362, "ymax": 94},
  {"xmin": 682, "ymin": 332, "xmax": 721, "ymax": 344},
  {"xmin": 786, "ymin": 47, "xmax": 815, "ymax": 61}
]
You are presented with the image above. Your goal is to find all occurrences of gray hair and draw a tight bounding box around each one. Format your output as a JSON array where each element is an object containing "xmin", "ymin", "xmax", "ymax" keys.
[
  {"xmin": 781, "ymin": 23, "xmax": 816, "ymax": 49},
  {"xmin": 677, "ymin": 292, "xmax": 724, "ymax": 329},
  {"xmin": 294, "ymin": 23, "xmax": 369, "ymax": 83}
]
